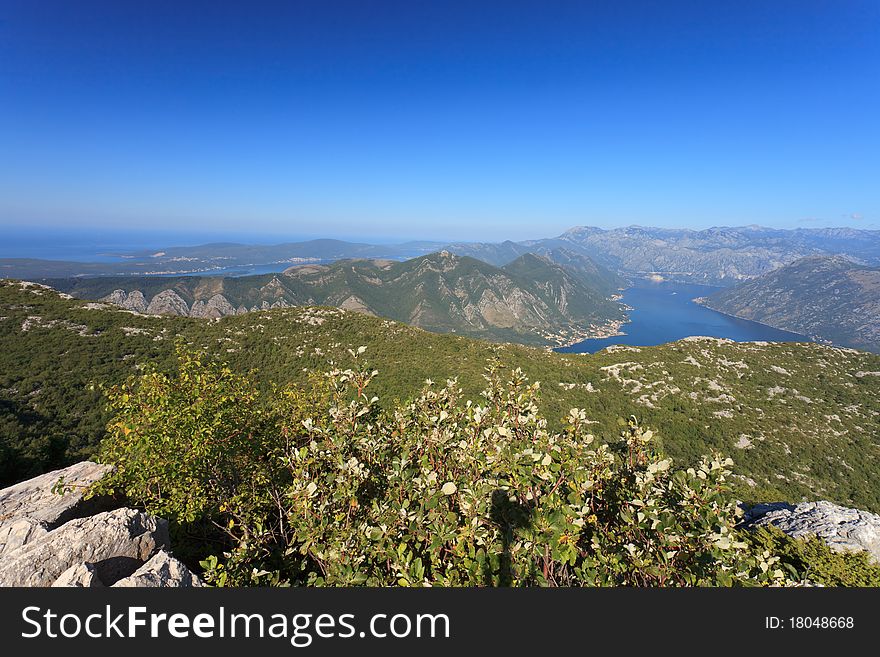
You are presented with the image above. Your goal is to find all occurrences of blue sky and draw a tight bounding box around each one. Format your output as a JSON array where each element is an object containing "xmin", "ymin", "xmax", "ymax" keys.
[{"xmin": 1, "ymin": 0, "xmax": 878, "ymax": 242}]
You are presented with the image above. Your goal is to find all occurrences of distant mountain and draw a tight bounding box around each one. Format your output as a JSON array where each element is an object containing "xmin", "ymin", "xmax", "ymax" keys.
[
  {"xmin": 701, "ymin": 256, "xmax": 880, "ymax": 352},
  {"xmin": 5, "ymin": 225, "xmax": 877, "ymax": 284},
  {"xmin": 443, "ymin": 225, "xmax": 880, "ymax": 286},
  {"xmin": 47, "ymin": 251, "xmax": 626, "ymax": 347},
  {"xmin": 554, "ymin": 225, "xmax": 880, "ymax": 285}
]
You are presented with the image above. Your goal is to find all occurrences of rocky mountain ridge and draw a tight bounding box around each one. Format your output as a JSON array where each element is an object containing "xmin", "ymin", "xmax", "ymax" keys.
[
  {"xmin": 100, "ymin": 286, "xmax": 291, "ymax": 317},
  {"xmin": 448, "ymin": 225, "xmax": 880, "ymax": 285},
  {"xmin": 46, "ymin": 250, "xmax": 627, "ymax": 346},
  {"xmin": 701, "ymin": 255, "xmax": 880, "ymax": 352}
]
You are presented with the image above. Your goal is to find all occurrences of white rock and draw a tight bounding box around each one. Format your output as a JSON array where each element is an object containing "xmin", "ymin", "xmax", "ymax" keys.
[
  {"xmin": 112, "ymin": 550, "xmax": 203, "ymax": 587},
  {"xmin": 52, "ymin": 562, "xmax": 103, "ymax": 587},
  {"xmin": 0, "ymin": 508, "xmax": 170, "ymax": 586},
  {"xmin": 749, "ymin": 501, "xmax": 880, "ymax": 563},
  {"xmin": 0, "ymin": 518, "xmax": 48, "ymax": 558},
  {"xmin": 0, "ymin": 461, "xmax": 113, "ymax": 558},
  {"xmin": 146, "ymin": 289, "xmax": 190, "ymax": 316}
]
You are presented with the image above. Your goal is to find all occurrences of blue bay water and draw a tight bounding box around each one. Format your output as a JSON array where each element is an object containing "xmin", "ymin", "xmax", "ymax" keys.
[{"xmin": 557, "ymin": 281, "xmax": 811, "ymax": 354}]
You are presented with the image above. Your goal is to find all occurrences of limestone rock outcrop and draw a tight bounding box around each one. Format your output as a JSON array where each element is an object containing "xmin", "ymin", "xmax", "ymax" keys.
[
  {"xmin": 190, "ymin": 293, "xmax": 237, "ymax": 318},
  {"xmin": 113, "ymin": 550, "xmax": 203, "ymax": 587},
  {"xmin": 0, "ymin": 508, "xmax": 170, "ymax": 586},
  {"xmin": 0, "ymin": 462, "xmax": 204, "ymax": 587},
  {"xmin": 145, "ymin": 289, "xmax": 190, "ymax": 316},
  {"xmin": 52, "ymin": 562, "xmax": 103, "ymax": 587},
  {"xmin": 0, "ymin": 461, "xmax": 113, "ymax": 558},
  {"xmin": 745, "ymin": 500, "xmax": 880, "ymax": 564},
  {"xmin": 100, "ymin": 289, "xmax": 148, "ymax": 313}
]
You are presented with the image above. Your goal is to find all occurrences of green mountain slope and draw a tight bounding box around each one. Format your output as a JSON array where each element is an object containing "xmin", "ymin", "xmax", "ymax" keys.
[
  {"xmin": 535, "ymin": 247, "xmax": 625, "ymax": 297},
  {"xmin": 47, "ymin": 251, "xmax": 627, "ymax": 347},
  {"xmin": 701, "ymin": 256, "xmax": 880, "ymax": 352},
  {"xmin": 500, "ymin": 252, "xmax": 619, "ymax": 322},
  {"xmin": 287, "ymin": 251, "xmax": 627, "ymax": 345},
  {"xmin": 3, "ymin": 279, "xmax": 879, "ymax": 514}
]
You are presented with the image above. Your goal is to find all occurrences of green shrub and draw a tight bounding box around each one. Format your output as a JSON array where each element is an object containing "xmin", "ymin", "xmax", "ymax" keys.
[
  {"xmin": 95, "ymin": 348, "xmax": 790, "ymax": 587},
  {"xmin": 94, "ymin": 348, "xmax": 277, "ymax": 525},
  {"xmin": 747, "ymin": 525, "xmax": 880, "ymax": 587}
]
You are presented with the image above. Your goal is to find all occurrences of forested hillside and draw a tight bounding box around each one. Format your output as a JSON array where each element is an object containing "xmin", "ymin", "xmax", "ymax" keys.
[{"xmin": 2, "ymin": 279, "xmax": 879, "ymax": 514}]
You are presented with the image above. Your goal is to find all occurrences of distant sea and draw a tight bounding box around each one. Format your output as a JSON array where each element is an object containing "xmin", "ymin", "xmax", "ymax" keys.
[
  {"xmin": 558, "ymin": 281, "xmax": 812, "ymax": 353},
  {"xmin": 0, "ymin": 227, "xmax": 321, "ymax": 262},
  {"xmin": 0, "ymin": 227, "xmax": 425, "ymax": 276}
]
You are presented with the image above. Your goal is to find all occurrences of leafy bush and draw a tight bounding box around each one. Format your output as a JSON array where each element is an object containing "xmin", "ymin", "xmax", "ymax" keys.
[
  {"xmin": 94, "ymin": 349, "xmax": 274, "ymax": 525},
  {"xmin": 95, "ymin": 348, "xmax": 790, "ymax": 587}
]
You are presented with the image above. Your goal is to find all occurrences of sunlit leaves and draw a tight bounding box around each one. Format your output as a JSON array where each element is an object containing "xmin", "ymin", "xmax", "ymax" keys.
[{"xmin": 98, "ymin": 349, "xmax": 793, "ymax": 587}]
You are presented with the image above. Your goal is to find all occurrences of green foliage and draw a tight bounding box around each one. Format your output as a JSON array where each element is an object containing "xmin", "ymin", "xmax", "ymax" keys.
[
  {"xmin": 747, "ymin": 525, "xmax": 880, "ymax": 587},
  {"xmin": 93, "ymin": 347, "xmax": 278, "ymax": 525},
  {"xmin": 3, "ymin": 280, "xmax": 880, "ymax": 518},
  {"xmin": 97, "ymin": 348, "xmax": 791, "ymax": 587}
]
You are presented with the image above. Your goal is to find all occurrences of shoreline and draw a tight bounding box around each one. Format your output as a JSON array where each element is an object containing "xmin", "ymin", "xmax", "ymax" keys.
[
  {"xmin": 544, "ymin": 316, "xmax": 631, "ymax": 350},
  {"xmin": 550, "ymin": 286, "xmax": 846, "ymax": 354},
  {"xmin": 692, "ymin": 297, "xmax": 821, "ymax": 344}
]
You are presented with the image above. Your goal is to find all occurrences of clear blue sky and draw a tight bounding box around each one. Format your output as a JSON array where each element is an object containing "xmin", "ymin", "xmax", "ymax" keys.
[{"xmin": 1, "ymin": 0, "xmax": 878, "ymax": 242}]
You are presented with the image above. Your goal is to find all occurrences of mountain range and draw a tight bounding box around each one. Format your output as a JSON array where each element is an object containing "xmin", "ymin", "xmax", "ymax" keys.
[
  {"xmin": 448, "ymin": 225, "xmax": 880, "ymax": 284},
  {"xmin": 46, "ymin": 249, "xmax": 626, "ymax": 347},
  {"xmin": 4, "ymin": 225, "xmax": 878, "ymax": 285},
  {"xmin": 702, "ymin": 255, "xmax": 880, "ymax": 352}
]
